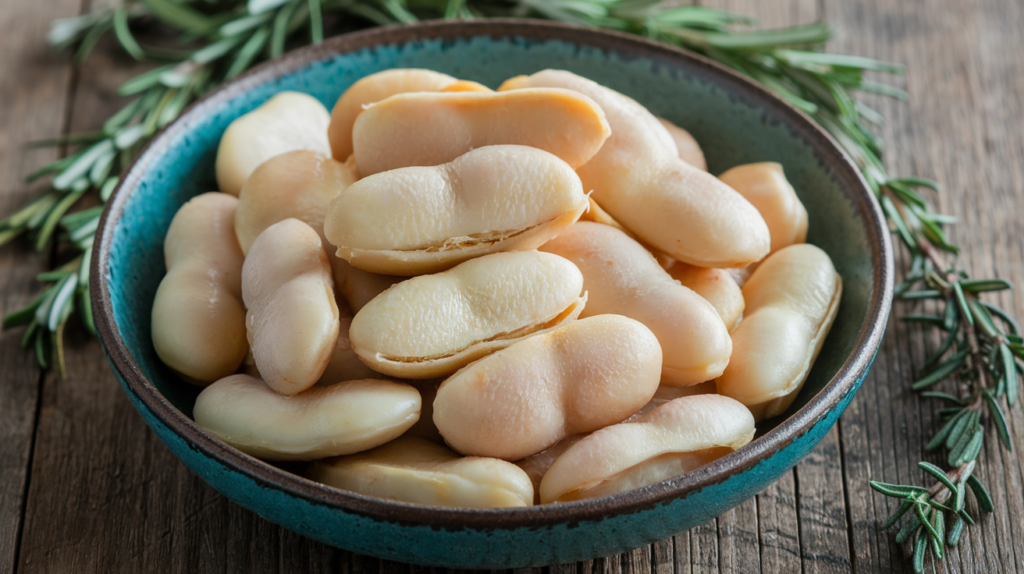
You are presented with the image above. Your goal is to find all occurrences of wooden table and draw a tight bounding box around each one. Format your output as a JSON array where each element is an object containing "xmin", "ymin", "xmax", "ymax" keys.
[{"xmin": 2, "ymin": 0, "xmax": 1023, "ymax": 572}]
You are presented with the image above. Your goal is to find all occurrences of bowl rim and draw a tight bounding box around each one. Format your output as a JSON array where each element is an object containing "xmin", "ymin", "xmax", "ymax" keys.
[{"xmin": 92, "ymin": 18, "xmax": 894, "ymax": 530}]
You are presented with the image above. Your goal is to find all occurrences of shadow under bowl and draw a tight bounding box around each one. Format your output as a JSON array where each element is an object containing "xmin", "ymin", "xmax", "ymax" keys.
[{"xmin": 92, "ymin": 19, "xmax": 893, "ymax": 569}]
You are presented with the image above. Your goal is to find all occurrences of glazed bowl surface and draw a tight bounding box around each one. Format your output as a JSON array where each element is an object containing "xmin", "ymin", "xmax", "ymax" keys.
[{"xmin": 92, "ymin": 19, "xmax": 893, "ymax": 569}]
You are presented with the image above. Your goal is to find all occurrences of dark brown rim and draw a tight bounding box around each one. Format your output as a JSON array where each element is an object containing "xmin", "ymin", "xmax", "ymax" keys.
[{"xmin": 92, "ymin": 19, "xmax": 894, "ymax": 530}]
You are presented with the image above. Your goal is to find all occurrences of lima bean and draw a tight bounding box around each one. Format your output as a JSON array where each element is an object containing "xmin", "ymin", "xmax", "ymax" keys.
[
  {"xmin": 351, "ymin": 88, "xmax": 610, "ymax": 176},
  {"xmin": 539, "ymin": 395, "xmax": 754, "ymax": 503},
  {"xmin": 307, "ymin": 436, "xmax": 534, "ymax": 508},
  {"xmin": 324, "ymin": 145, "xmax": 587, "ymax": 275},
  {"xmin": 328, "ymin": 69, "xmax": 461, "ymax": 160},
  {"xmin": 719, "ymin": 162, "xmax": 808, "ymax": 254},
  {"xmin": 665, "ymin": 262, "xmax": 745, "ymax": 330},
  {"xmin": 194, "ymin": 374, "xmax": 420, "ymax": 461},
  {"xmin": 349, "ymin": 251, "xmax": 586, "ymax": 378},
  {"xmin": 243, "ymin": 218, "xmax": 339, "ymax": 395},
  {"xmin": 501, "ymin": 70, "xmax": 769, "ymax": 268},
  {"xmin": 151, "ymin": 193, "xmax": 247, "ymax": 384},
  {"xmin": 716, "ymin": 244, "xmax": 842, "ymax": 421},
  {"xmin": 657, "ymin": 117, "xmax": 707, "ymax": 171},
  {"xmin": 433, "ymin": 315, "xmax": 662, "ymax": 461},
  {"xmin": 215, "ymin": 92, "xmax": 331, "ymax": 196}
]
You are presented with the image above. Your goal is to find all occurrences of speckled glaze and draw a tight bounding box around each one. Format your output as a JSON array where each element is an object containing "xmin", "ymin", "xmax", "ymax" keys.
[{"xmin": 92, "ymin": 20, "xmax": 893, "ymax": 569}]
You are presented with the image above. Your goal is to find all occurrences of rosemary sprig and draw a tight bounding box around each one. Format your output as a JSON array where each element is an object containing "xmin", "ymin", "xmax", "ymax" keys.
[{"xmin": 0, "ymin": 1, "xmax": 1019, "ymax": 569}]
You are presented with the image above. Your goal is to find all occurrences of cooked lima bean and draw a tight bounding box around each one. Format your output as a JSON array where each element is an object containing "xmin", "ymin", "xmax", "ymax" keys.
[
  {"xmin": 433, "ymin": 315, "xmax": 662, "ymax": 461},
  {"xmin": 325, "ymin": 145, "xmax": 587, "ymax": 275},
  {"xmin": 307, "ymin": 436, "xmax": 534, "ymax": 508},
  {"xmin": 665, "ymin": 262, "xmax": 745, "ymax": 331},
  {"xmin": 719, "ymin": 162, "xmax": 808, "ymax": 254},
  {"xmin": 243, "ymin": 219, "xmax": 339, "ymax": 395},
  {"xmin": 151, "ymin": 193, "xmax": 247, "ymax": 384},
  {"xmin": 716, "ymin": 244, "xmax": 842, "ymax": 421},
  {"xmin": 501, "ymin": 70, "xmax": 769, "ymax": 268},
  {"xmin": 539, "ymin": 395, "xmax": 755, "ymax": 503},
  {"xmin": 351, "ymin": 88, "xmax": 610, "ymax": 176},
  {"xmin": 216, "ymin": 92, "xmax": 331, "ymax": 196},
  {"xmin": 194, "ymin": 374, "xmax": 420, "ymax": 461},
  {"xmin": 657, "ymin": 117, "xmax": 707, "ymax": 171},
  {"xmin": 349, "ymin": 251, "xmax": 586, "ymax": 378}
]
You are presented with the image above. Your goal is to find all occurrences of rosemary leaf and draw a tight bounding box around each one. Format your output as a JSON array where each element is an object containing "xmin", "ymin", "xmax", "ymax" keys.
[
  {"xmin": 926, "ymin": 409, "xmax": 967, "ymax": 451},
  {"xmin": 965, "ymin": 474, "xmax": 993, "ymax": 512},
  {"xmin": 918, "ymin": 461, "xmax": 958, "ymax": 494},
  {"xmin": 982, "ymin": 389, "xmax": 1012, "ymax": 450},
  {"xmin": 952, "ymin": 281, "xmax": 973, "ymax": 326},
  {"xmin": 883, "ymin": 500, "xmax": 914, "ymax": 530},
  {"xmin": 869, "ymin": 481, "xmax": 930, "ymax": 498},
  {"xmin": 947, "ymin": 515, "xmax": 965, "ymax": 546},
  {"xmin": 913, "ymin": 347, "xmax": 969, "ymax": 390}
]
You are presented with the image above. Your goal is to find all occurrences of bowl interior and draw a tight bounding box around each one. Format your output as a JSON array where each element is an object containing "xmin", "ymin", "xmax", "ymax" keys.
[{"xmin": 101, "ymin": 26, "xmax": 879, "ymax": 470}]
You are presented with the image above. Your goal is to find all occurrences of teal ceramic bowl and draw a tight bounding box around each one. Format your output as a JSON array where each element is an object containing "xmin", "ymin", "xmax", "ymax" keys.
[{"xmin": 92, "ymin": 19, "xmax": 893, "ymax": 569}]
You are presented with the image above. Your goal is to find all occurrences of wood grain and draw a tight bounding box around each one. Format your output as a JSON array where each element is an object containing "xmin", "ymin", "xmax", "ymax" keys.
[
  {"xmin": 0, "ymin": 0, "xmax": 78, "ymax": 572},
  {"xmin": 1, "ymin": 0, "xmax": 1023, "ymax": 573}
]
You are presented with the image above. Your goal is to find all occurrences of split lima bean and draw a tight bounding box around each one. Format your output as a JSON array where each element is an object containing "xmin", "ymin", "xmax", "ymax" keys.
[
  {"xmin": 716, "ymin": 244, "xmax": 842, "ymax": 421},
  {"xmin": 194, "ymin": 375, "xmax": 420, "ymax": 461},
  {"xmin": 349, "ymin": 250, "xmax": 586, "ymax": 379},
  {"xmin": 151, "ymin": 193, "xmax": 248, "ymax": 384},
  {"xmin": 307, "ymin": 436, "xmax": 534, "ymax": 508},
  {"xmin": 351, "ymin": 88, "xmax": 611, "ymax": 176},
  {"xmin": 215, "ymin": 92, "xmax": 332, "ymax": 196},
  {"xmin": 539, "ymin": 394, "xmax": 755, "ymax": 503},
  {"xmin": 434, "ymin": 314, "xmax": 663, "ymax": 461},
  {"xmin": 501, "ymin": 70, "xmax": 770, "ymax": 268},
  {"xmin": 242, "ymin": 218, "xmax": 339, "ymax": 396},
  {"xmin": 324, "ymin": 145, "xmax": 588, "ymax": 275}
]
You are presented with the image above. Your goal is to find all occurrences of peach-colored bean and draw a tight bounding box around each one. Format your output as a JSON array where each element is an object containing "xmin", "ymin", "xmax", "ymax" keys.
[
  {"xmin": 665, "ymin": 262, "xmax": 745, "ymax": 330},
  {"xmin": 657, "ymin": 117, "xmax": 707, "ymax": 170},
  {"xmin": 719, "ymin": 162, "xmax": 808, "ymax": 254},
  {"xmin": 328, "ymin": 69, "xmax": 460, "ymax": 160},
  {"xmin": 351, "ymin": 88, "xmax": 610, "ymax": 176}
]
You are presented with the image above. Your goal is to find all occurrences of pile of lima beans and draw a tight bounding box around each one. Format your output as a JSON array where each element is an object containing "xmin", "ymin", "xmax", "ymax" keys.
[{"xmin": 151, "ymin": 68, "xmax": 842, "ymax": 508}]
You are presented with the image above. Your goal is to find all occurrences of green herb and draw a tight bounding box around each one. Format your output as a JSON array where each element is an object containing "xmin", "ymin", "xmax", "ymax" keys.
[{"xmin": 1, "ymin": 1, "xmax": 1019, "ymax": 569}]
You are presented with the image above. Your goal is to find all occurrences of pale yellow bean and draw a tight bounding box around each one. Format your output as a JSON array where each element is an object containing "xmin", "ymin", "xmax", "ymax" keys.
[
  {"xmin": 539, "ymin": 395, "xmax": 754, "ymax": 503},
  {"xmin": 718, "ymin": 162, "xmax": 808, "ymax": 253},
  {"xmin": 540, "ymin": 222, "xmax": 731, "ymax": 386},
  {"xmin": 502, "ymin": 70, "xmax": 769, "ymax": 268},
  {"xmin": 352, "ymin": 88, "xmax": 610, "ymax": 176},
  {"xmin": 716, "ymin": 244, "xmax": 842, "ymax": 421},
  {"xmin": 349, "ymin": 251, "xmax": 586, "ymax": 378},
  {"xmin": 243, "ymin": 219, "xmax": 339, "ymax": 395},
  {"xmin": 657, "ymin": 117, "xmax": 707, "ymax": 171},
  {"xmin": 665, "ymin": 262, "xmax": 745, "ymax": 330},
  {"xmin": 307, "ymin": 436, "xmax": 534, "ymax": 508},
  {"xmin": 325, "ymin": 145, "xmax": 587, "ymax": 275},
  {"xmin": 234, "ymin": 150, "xmax": 357, "ymax": 254},
  {"xmin": 433, "ymin": 315, "xmax": 662, "ymax": 460},
  {"xmin": 151, "ymin": 193, "xmax": 247, "ymax": 384},
  {"xmin": 328, "ymin": 69, "xmax": 460, "ymax": 161},
  {"xmin": 194, "ymin": 374, "xmax": 420, "ymax": 461},
  {"xmin": 216, "ymin": 92, "xmax": 331, "ymax": 196}
]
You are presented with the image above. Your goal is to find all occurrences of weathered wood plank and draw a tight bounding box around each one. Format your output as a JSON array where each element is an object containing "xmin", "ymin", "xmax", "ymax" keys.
[
  {"xmin": 755, "ymin": 471, "xmax": 801, "ymax": 572},
  {"xmin": 715, "ymin": 497, "xmax": 759, "ymax": 573},
  {"xmin": 823, "ymin": 0, "xmax": 1024, "ymax": 571},
  {"xmin": 0, "ymin": 0, "xmax": 78, "ymax": 571},
  {"xmin": 795, "ymin": 428, "xmax": 853, "ymax": 573}
]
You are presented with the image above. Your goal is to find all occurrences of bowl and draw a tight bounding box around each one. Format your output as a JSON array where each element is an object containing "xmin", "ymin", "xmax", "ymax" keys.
[{"xmin": 91, "ymin": 19, "xmax": 893, "ymax": 569}]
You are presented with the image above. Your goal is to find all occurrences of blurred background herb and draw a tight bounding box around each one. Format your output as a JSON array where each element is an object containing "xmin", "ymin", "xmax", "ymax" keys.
[{"xmin": 0, "ymin": 0, "xmax": 1019, "ymax": 570}]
